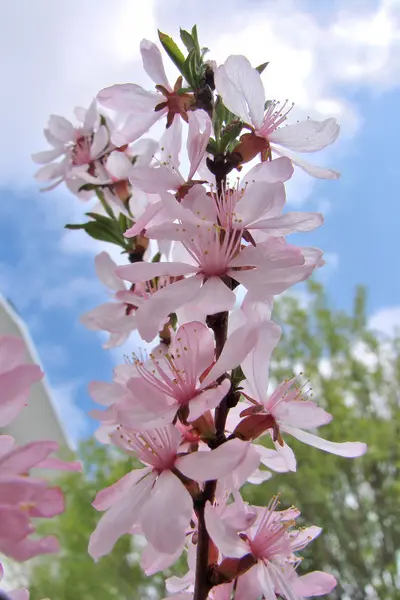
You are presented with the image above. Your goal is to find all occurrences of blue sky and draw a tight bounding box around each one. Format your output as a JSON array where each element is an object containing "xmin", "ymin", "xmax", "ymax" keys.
[{"xmin": 1, "ymin": 0, "xmax": 399, "ymax": 447}]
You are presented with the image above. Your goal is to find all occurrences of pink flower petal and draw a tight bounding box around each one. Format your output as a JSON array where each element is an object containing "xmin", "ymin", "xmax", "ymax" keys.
[
  {"xmin": 187, "ymin": 379, "xmax": 230, "ymax": 422},
  {"xmin": 48, "ymin": 115, "xmax": 75, "ymax": 143},
  {"xmin": 31, "ymin": 147, "xmax": 64, "ymax": 164},
  {"xmin": 256, "ymin": 561, "xmax": 277, "ymax": 600},
  {"xmin": 269, "ymin": 562, "xmax": 297, "ymax": 600},
  {"xmin": 136, "ymin": 276, "xmax": 203, "ymax": 342},
  {"xmin": 215, "ymin": 55, "xmax": 265, "ymax": 129},
  {"xmin": 140, "ymin": 471, "xmax": 193, "ymax": 554},
  {"xmin": 272, "ymin": 146, "xmax": 340, "ymax": 180},
  {"xmin": 187, "ymin": 110, "xmax": 212, "ymax": 180},
  {"xmin": 89, "ymin": 380, "xmax": 128, "ymax": 406},
  {"xmin": 244, "ymin": 157, "xmax": 294, "ymax": 183},
  {"xmin": 252, "ymin": 212, "xmax": 323, "ymax": 236},
  {"xmin": 141, "ymin": 541, "xmax": 183, "ymax": 575},
  {"xmin": 89, "ymin": 470, "xmax": 154, "ymax": 559},
  {"xmin": 291, "ymin": 526, "xmax": 322, "ymax": 552},
  {"xmin": 95, "ymin": 252, "xmax": 125, "ymax": 291},
  {"xmin": 173, "ymin": 321, "xmax": 215, "ymax": 379},
  {"xmin": 8, "ymin": 590, "xmax": 30, "ymax": 600},
  {"xmin": 274, "ymin": 440, "xmax": 297, "ymax": 472},
  {"xmin": 255, "ymin": 445, "xmax": 291, "ymax": 473},
  {"xmin": 93, "ymin": 467, "xmax": 151, "ymax": 511},
  {"xmin": 116, "ymin": 260, "xmax": 195, "ymax": 284},
  {"xmin": 0, "ymin": 364, "xmax": 44, "ymax": 427},
  {"xmin": 237, "ymin": 181, "xmax": 286, "ymax": 225},
  {"xmin": 202, "ymin": 323, "xmax": 259, "ymax": 386},
  {"xmin": 90, "ymin": 125, "xmax": 109, "ymax": 158},
  {"xmin": 97, "ymin": 83, "xmax": 159, "ymax": 111},
  {"xmin": 112, "ymin": 109, "xmax": 164, "ymax": 145},
  {"xmin": 274, "ymin": 400, "xmax": 332, "ymax": 429},
  {"xmin": 0, "ymin": 441, "xmax": 58, "ymax": 475},
  {"xmin": 0, "ymin": 435, "xmax": 15, "ymax": 457},
  {"xmin": 140, "ymin": 39, "xmax": 170, "ymax": 88},
  {"xmin": 0, "ymin": 506, "xmax": 32, "ymax": 542},
  {"xmin": 204, "ymin": 502, "xmax": 249, "ymax": 558},
  {"xmin": 105, "ymin": 151, "xmax": 132, "ymax": 180},
  {"xmin": 241, "ymin": 320, "xmax": 281, "ymax": 402},
  {"xmin": 293, "ymin": 571, "xmax": 337, "ymax": 597},
  {"xmin": 124, "ymin": 200, "xmax": 163, "ymax": 238},
  {"xmin": 160, "ymin": 116, "xmax": 182, "ymax": 167},
  {"xmin": 176, "ymin": 438, "xmax": 253, "ymax": 481},
  {"xmin": 189, "ymin": 277, "xmax": 236, "ymax": 316},
  {"xmin": 5, "ymin": 534, "xmax": 60, "ymax": 562},
  {"xmin": 235, "ymin": 566, "xmax": 263, "ymax": 600},
  {"xmin": 35, "ymin": 457, "xmax": 82, "ymax": 472},
  {"xmin": 269, "ymin": 118, "xmax": 340, "ymax": 152},
  {"xmin": 283, "ymin": 425, "xmax": 368, "ymax": 457},
  {"xmin": 130, "ymin": 165, "xmax": 183, "ymax": 193}
]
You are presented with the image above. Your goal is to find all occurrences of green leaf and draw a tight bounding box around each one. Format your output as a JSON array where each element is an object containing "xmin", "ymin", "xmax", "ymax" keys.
[
  {"xmin": 191, "ymin": 25, "xmax": 200, "ymax": 52},
  {"xmin": 256, "ymin": 61, "xmax": 269, "ymax": 74},
  {"xmin": 65, "ymin": 223, "xmax": 86, "ymax": 230},
  {"xmin": 151, "ymin": 252, "xmax": 161, "ymax": 263},
  {"xmin": 158, "ymin": 30, "xmax": 186, "ymax": 74},
  {"xmin": 66, "ymin": 212, "xmax": 128, "ymax": 248},
  {"xmin": 183, "ymin": 51, "xmax": 197, "ymax": 88},
  {"xmin": 206, "ymin": 138, "xmax": 218, "ymax": 155},
  {"xmin": 82, "ymin": 221, "xmax": 126, "ymax": 247},
  {"xmin": 95, "ymin": 189, "xmax": 115, "ymax": 219},
  {"xmin": 118, "ymin": 213, "xmax": 128, "ymax": 233},
  {"xmin": 220, "ymin": 121, "xmax": 243, "ymax": 151},
  {"xmin": 84, "ymin": 212, "xmax": 114, "ymax": 224},
  {"xmin": 180, "ymin": 28, "xmax": 196, "ymax": 52},
  {"xmin": 78, "ymin": 183, "xmax": 97, "ymax": 192}
]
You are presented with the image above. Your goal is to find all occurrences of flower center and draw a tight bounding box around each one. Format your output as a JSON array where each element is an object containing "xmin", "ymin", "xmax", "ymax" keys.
[
  {"xmin": 185, "ymin": 224, "xmax": 242, "ymax": 277},
  {"xmin": 250, "ymin": 497, "xmax": 293, "ymax": 561},
  {"xmin": 134, "ymin": 332, "xmax": 198, "ymax": 406},
  {"xmin": 154, "ymin": 76, "xmax": 195, "ymax": 128},
  {"xmin": 71, "ymin": 134, "xmax": 92, "ymax": 166},
  {"xmin": 257, "ymin": 99, "xmax": 295, "ymax": 139}
]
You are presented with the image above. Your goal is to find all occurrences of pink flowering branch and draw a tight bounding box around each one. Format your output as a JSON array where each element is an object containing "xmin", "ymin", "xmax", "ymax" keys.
[{"xmin": 31, "ymin": 23, "xmax": 368, "ymax": 600}]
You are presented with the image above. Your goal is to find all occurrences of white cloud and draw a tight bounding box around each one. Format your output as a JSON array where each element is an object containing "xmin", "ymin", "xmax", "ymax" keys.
[
  {"xmin": 0, "ymin": 0, "xmax": 399, "ymax": 199},
  {"xmin": 351, "ymin": 340, "xmax": 379, "ymax": 370},
  {"xmin": 369, "ymin": 305, "xmax": 400, "ymax": 336}
]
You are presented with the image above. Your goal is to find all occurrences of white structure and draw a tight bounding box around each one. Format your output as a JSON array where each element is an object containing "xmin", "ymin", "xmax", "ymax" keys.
[{"xmin": 0, "ymin": 294, "xmax": 71, "ymax": 449}]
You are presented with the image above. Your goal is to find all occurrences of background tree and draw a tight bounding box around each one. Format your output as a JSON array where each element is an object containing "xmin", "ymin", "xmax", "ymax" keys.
[
  {"xmin": 22, "ymin": 282, "xmax": 400, "ymax": 600},
  {"xmin": 243, "ymin": 281, "xmax": 400, "ymax": 600}
]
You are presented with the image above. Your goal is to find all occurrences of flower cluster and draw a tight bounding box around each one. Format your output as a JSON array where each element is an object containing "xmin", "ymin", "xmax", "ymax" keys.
[
  {"xmin": 34, "ymin": 25, "xmax": 367, "ymax": 600},
  {"xmin": 0, "ymin": 335, "xmax": 81, "ymax": 598}
]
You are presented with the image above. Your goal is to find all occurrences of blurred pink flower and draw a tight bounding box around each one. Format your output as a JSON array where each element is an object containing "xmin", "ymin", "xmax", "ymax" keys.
[{"xmin": 0, "ymin": 335, "xmax": 44, "ymax": 427}]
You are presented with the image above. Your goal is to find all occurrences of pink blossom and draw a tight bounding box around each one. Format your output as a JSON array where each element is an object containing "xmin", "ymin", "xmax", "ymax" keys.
[
  {"xmin": 32, "ymin": 102, "xmax": 110, "ymax": 192},
  {"xmin": 238, "ymin": 319, "xmax": 367, "ymax": 459},
  {"xmin": 81, "ymin": 252, "xmax": 176, "ymax": 348},
  {"xmin": 215, "ymin": 55, "xmax": 340, "ymax": 179},
  {"xmin": 125, "ymin": 111, "xmax": 212, "ymax": 238},
  {"xmin": 89, "ymin": 425, "xmax": 258, "ymax": 558},
  {"xmin": 98, "ymin": 39, "xmax": 194, "ymax": 146},
  {"xmin": 205, "ymin": 496, "xmax": 336, "ymax": 600},
  {"xmin": 0, "ymin": 436, "xmax": 81, "ymax": 561},
  {"xmin": 80, "ymin": 252, "xmax": 139, "ymax": 348},
  {"xmin": 154, "ymin": 178, "xmax": 323, "ymax": 244},
  {"xmin": 77, "ymin": 137, "xmax": 158, "ymax": 215},
  {"xmin": 116, "ymin": 217, "xmax": 321, "ymax": 342},
  {"xmin": 94, "ymin": 320, "xmax": 258, "ymax": 428},
  {"xmin": 0, "ymin": 335, "xmax": 44, "ymax": 427}
]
